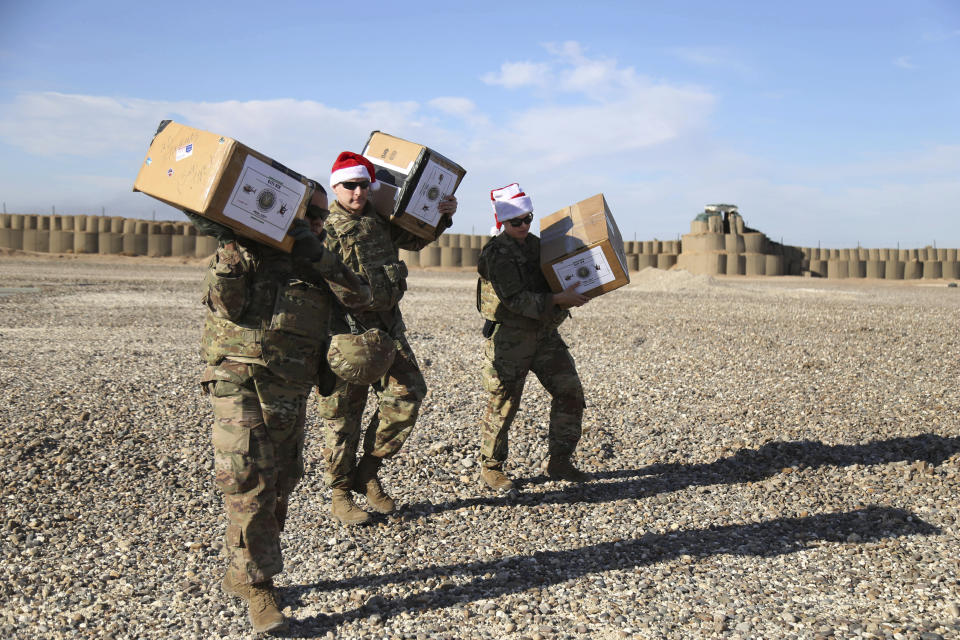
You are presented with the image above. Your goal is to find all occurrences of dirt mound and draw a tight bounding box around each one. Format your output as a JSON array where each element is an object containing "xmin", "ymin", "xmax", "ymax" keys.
[{"xmin": 628, "ymin": 267, "xmax": 716, "ymax": 292}]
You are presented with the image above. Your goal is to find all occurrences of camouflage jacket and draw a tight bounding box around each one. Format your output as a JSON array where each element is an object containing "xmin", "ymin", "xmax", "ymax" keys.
[
  {"xmin": 323, "ymin": 200, "xmax": 434, "ymax": 336},
  {"xmin": 477, "ymin": 232, "xmax": 568, "ymax": 330},
  {"xmin": 199, "ymin": 238, "xmax": 364, "ymax": 385}
]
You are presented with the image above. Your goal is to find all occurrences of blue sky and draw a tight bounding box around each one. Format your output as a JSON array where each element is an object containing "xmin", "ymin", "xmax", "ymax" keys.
[{"xmin": 1, "ymin": 0, "xmax": 957, "ymax": 248}]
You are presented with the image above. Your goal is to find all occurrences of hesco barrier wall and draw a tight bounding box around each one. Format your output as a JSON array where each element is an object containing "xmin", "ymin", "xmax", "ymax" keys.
[
  {"xmin": 675, "ymin": 212, "xmax": 959, "ymax": 279},
  {"xmin": 0, "ymin": 212, "xmax": 957, "ymax": 278},
  {"xmin": 0, "ymin": 214, "xmax": 256, "ymax": 261}
]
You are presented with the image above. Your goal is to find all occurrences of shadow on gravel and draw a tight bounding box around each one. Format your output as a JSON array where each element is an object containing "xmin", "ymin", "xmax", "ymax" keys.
[
  {"xmin": 593, "ymin": 433, "xmax": 960, "ymax": 484},
  {"xmin": 395, "ymin": 433, "xmax": 960, "ymax": 517},
  {"xmin": 287, "ymin": 506, "xmax": 938, "ymax": 636}
]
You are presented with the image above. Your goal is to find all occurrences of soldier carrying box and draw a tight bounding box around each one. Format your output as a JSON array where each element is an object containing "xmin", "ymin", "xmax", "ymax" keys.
[
  {"xmin": 318, "ymin": 152, "xmax": 458, "ymax": 525},
  {"xmin": 188, "ymin": 186, "xmax": 371, "ymax": 634},
  {"xmin": 475, "ymin": 183, "xmax": 591, "ymax": 491}
]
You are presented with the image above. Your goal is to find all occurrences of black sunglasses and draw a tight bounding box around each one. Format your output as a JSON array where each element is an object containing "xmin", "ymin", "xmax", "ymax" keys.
[
  {"xmin": 508, "ymin": 214, "xmax": 534, "ymax": 227},
  {"xmin": 341, "ymin": 180, "xmax": 370, "ymax": 191}
]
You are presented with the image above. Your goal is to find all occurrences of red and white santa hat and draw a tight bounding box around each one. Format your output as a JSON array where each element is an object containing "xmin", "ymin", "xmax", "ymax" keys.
[
  {"xmin": 330, "ymin": 151, "xmax": 379, "ymax": 190},
  {"xmin": 490, "ymin": 183, "xmax": 533, "ymax": 232}
]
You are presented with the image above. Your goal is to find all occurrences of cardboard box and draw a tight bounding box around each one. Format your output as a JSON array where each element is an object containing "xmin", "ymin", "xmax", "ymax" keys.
[
  {"xmin": 133, "ymin": 120, "xmax": 317, "ymax": 251},
  {"xmin": 361, "ymin": 131, "xmax": 466, "ymax": 239},
  {"xmin": 539, "ymin": 193, "xmax": 630, "ymax": 298}
]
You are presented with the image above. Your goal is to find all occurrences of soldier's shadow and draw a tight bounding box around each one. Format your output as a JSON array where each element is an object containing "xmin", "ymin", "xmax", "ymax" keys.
[
  {"xmin": 396, "ymin": 433, "xmax": 960, "ymax": 518},
  {"xmin": 283, "ymin": 505, "xmax": 939, "ymax": 637}
]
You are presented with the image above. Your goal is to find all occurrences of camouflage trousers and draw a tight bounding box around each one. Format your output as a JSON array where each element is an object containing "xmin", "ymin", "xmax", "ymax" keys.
[
  {"xmin": 480, "ymin": 324, "xmax": 584, "ymax": 469},
  {"xmin": 201, "ymin": 359, "xmax": 310, "ymax": 585},
  {"xmin": 317, "ymin": 333, "xmax": 426, "ymax": 489}
]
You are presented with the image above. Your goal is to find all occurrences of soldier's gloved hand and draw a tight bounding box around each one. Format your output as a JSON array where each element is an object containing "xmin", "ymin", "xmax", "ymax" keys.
[
  {"xmin": 184, "ymin": 211, "xmax": 235, "ymax": 242},
  {"xmin": 343, "ymin": 269, "xmax": 373, "ymax": 308},
  {"xmin": 325, "ymin": 267, "xmax": 373, "ymax": 310},
  {"xmin": 288, "ymin": 218, "xmax": 325, "ymax": 260}
]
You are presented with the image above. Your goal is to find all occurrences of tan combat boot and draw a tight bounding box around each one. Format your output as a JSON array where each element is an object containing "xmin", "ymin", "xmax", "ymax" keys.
[
  {"xmin": 354, "ymin": 454, "xmax": 395, "ymax": 514},
  {"xmin": 480, "ymin": 465, "xmax": 514, "ymax": 492},
  {"xmin": 222, "ymin": 573, "xmax": 288, "ymax": 634},
  {"xmin": 331, "ymin": 488, "xmax": 371, "ymax": 525},
  {"xmin": 546, "ymin": 455, "xmax": 589, "ymax": 482}
]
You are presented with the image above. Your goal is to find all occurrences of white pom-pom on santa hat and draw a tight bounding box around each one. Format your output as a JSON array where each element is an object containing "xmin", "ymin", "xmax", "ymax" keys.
[
  {"xmin": 490, "ymin": 183, "xmax": 533, "ymax": 230},
  {"xmin": 330, "ymin": 151, "xmax": 380, "ymax": 190}
]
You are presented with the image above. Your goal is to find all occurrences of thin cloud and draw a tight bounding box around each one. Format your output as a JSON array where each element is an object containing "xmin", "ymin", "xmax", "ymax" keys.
[
  {"xmin": 427, "ymin": 97, "xmax": 490, "ymax": 126},
  {"xmin": 667, "ymin": 46, "xmax": 756, "ymax": 79},
  {"xmin": 428, "ymin": 97, "xmax": 476, "ymax": 116},
  {"xmin": 475, "ymin": 42, "xmax": 715, "ymax": 164},
  {"xmin": 669, "ymin": 47, "xmax": 725, "ymax": 67},
  {"xmin": 543, "ymin": 40, "xmax": 588, "ymax": 63},
  {"xmin": 490, "ymin": 85, "xmax": 714, "ymax": 165},
  {"xmin": 0, "ymin": 92, "xmax": 426, "ymax": 163},
  {"xmin": 561, "ymin": 57, "xmax": 634, "ymax": 95},
  {"xmin": 481, "ymin": 61, "xmax": 552, "ymax": 88},
  {"xmin": 894, "ymin": 56, "xmax": 917, "ymax": 70},
  {"xmin": 791, "ymin": 144, "xmax": 960, "ymax": 183},
  {"xmin": 0, "ymin": 92, "xmax": 165, "ymax": 156},
  {"xmin": 541, "ymin": 41, "xmax": 637, "ymax": 95}
]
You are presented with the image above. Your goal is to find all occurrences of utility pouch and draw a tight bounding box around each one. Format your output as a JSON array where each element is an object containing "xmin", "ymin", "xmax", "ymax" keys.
[
  {"xmin": 262, "ymin": 280, "xmax": 330, "ymax": 384},
  {"xmin": 203, "ymin": 245, "xmax": 250, "ymax": 321},
  {"xmin": 482, "ymin": 319, "xmax": 497, "ymax": 339},
  {"xmin": 382, "ymin": 260, "xmax": 408, "ymax": 292}
]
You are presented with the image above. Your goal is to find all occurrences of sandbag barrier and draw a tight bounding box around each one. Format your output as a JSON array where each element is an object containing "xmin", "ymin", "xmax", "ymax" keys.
[
  {"xmin": 677, "ymin": 229, "xmax": 957, "ymax": 279},
  {"xmin": 0, "ymin": 214, "xmax": 957, "ymax": 278}
]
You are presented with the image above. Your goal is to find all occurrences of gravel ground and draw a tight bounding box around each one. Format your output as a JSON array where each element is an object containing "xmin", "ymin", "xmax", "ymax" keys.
[{"xmin": 1, "ymin": 253, "xmax": 959, "ymax": 640}]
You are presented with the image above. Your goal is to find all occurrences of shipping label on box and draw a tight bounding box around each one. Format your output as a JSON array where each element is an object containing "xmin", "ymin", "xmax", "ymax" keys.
[
  {"xmin": 362, "ymin": 131, "xmax": 465, "ymax": 239},
  {"xmin": 539, "ymin": 193, "xmax": 630, "ymax": 299},
  {"xmin": 550, "ymin": 245, "xmax": 619, "ymax": 291},
  {"xmin": 404, "ymin": 158, "xmax": 459, "ymax": 228},
  {"xmin": 133, "ymin": 120, "xmax": 313, "ymax": 251},
  {"xmin": 222, "ymin": 155, "xmax": 307, "ymax": 243}
]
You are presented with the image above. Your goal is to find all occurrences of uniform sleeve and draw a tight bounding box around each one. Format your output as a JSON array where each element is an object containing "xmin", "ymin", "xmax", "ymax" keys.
[
  {"xmin": 201, "ymin": 241, "xmax": 251, "ymax": 321},
  {"xmin": 317, "ymin": 222, "xmax": 373, "ymax": 310},
  {"xmin": 487, "ymin": 249, "xmax": 555, "ymax": 321},
  {"xmin": 390, "ymin": 214, "xmax": 453, "ymax": 251}
]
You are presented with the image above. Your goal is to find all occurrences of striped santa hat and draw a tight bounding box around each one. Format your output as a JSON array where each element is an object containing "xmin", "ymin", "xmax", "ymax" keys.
[{"xmin": 490, "ymin": 183, "xmax": 533, "ymax": 232}]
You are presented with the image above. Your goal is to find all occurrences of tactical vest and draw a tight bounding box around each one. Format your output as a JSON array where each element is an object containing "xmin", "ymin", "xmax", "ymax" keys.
[
  {"xmin": 476, "ymin": 233, "xmax": 568, "ymax": 331},
  {"xmin": 199, "ymin": 241, "xmax": 332, "ymax": 385},
  {"xmin": 325, "ymin": 202, "xmax": 408, "ymax": 333}
]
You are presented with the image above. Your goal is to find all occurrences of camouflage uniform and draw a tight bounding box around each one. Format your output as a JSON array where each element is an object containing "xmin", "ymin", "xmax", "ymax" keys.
[
  {"xmin": 199, "ymin": 238, "xmax": 367, "ymax": 585},
  {"xmin": 476, "ymin": 232, "xmax": 585, "ymax": 469},
  {"xmin": 318, "ymin": 200, "xmax": 443, "ymax": 489}
]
